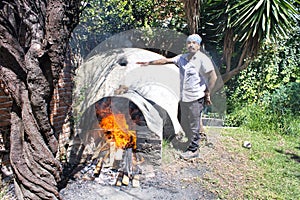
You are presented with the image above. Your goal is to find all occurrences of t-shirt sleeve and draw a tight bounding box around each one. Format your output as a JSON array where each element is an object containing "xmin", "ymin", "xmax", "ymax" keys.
[
  {"xmin": 171, "ymin": 55, "xmax": 181, "ymax": 65},
  {"xmin": 201, "ymin": 55, "xmax": 215, "ymax": 74}
]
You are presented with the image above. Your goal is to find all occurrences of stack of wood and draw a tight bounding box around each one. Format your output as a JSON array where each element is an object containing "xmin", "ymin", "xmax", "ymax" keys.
[
  {"xmin": 77, "ymin": 141, "xmax": 142, "ymax": 188},
  {"xmin": 95, "ymin": 142, "xmax": 142, "ymax": 188}
]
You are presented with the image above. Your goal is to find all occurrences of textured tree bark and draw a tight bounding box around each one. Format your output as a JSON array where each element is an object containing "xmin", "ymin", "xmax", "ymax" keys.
[
  {"xmin": 0, "ymin": 0, "xmax": 79, "ymax": 199},
  {"xmin": 182, "ymin": 0, "xmax": 200, "ymax": 34},
  {"xmin": 221, "ymin": 34, "xmax": 259, "ymax": 83}
]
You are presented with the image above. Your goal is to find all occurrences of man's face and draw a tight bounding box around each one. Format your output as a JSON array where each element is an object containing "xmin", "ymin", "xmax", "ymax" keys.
[{"xmin": 186, "ymin": 40, "xmax": 200, "ymax": 53}]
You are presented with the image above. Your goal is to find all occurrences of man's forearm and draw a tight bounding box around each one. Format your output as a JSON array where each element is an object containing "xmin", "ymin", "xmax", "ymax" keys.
[
  {"xmin": 149, "ymin": 58, "xmax": 172, "ymax": 65},
  {"xmin": 207, "ymin": 70, "xmax": 217, "ymax": 92},
  {"xmin": 136, "ymin": 58, "xmax": 172, "ymax": 66}
]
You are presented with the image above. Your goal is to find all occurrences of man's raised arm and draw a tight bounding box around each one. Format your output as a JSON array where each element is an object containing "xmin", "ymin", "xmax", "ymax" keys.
[{"xmin": 136, "ymin": 58, "xmax": 173, "ymax": 66}]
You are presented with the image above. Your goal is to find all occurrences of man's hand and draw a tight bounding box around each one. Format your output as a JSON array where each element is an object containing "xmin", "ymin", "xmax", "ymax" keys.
[{"xmin": 204, "ymin": 91, "xmax": 212, "ymax": 105}]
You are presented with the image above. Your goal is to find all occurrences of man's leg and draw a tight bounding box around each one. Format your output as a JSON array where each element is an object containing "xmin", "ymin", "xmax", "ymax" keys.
[
  {"xmin": 178, "ymin": 101, "xmax": 191, "ymax": 137},
  {"xmin": 186, "ymin": 98, "xmax": 204, "ymax": 152},
  {"xmin": 200, "ymin": 113, "xmax": 205, "ymax": 133},
  {"xmin": 180, "ymin": 98, "xmax": 204, "ymax": 160}
]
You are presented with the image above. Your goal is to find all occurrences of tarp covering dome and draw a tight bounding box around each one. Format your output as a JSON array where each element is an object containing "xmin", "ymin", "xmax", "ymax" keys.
[{"xmin": 73, "ymin": 48, "xmax": 183, "ymax": 144}]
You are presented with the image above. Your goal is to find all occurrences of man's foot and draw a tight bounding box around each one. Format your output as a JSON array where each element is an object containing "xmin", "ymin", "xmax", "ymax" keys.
[{"xmin": 180, "ymin": 150, "xmax": 199, "ymax": 160}]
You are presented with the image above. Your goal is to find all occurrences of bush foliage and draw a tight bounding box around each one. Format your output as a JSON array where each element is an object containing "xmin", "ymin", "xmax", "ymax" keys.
[
  {"xmin": 225, "ymin": 82, "xmax": 300, "ymax": 136},
  {"xmin": 225, "ymin": 27, "xmax": 300, "ymax": 136}
]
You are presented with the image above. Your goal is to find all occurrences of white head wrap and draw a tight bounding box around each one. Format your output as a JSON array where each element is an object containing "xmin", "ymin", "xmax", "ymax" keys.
[{"xmin": 186, "ymin": 34, "xmax": 202, "ymax": 44}]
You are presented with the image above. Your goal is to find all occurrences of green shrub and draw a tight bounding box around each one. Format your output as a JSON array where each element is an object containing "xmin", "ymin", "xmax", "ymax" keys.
[
  {"xmin": 263, "ymin": 82, "xmax": 300, "ymax": 136},
  {"xmin": 225, "ymin": 26, "xmax": 299, "ymax": 136},
  {"xmin": 225, "ymin": 82, "xmax": 300, "ymax": 136},
  {"xmin": 282, "ymin": 115, "xmax": 300, "ymax": 136},
  {"xmin": 224, "ymin": 103, "xmax": 277, "ymax": 133},
  {"xmin": 265, "ymin": 82, "xmax": 300, "ymax": 116},
  {"xmin": 224, "ymin": 104, "xmax": 250, "ymax": 127}
]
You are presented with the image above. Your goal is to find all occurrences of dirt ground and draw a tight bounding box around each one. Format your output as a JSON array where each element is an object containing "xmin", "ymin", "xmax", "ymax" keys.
[
  {"xmin": 59, "ymin": 152, "xmax": 216, "ymax": 200},
  {"xmin": 60, "ymin": 127, "xmax": 251, "ymax": 200}
]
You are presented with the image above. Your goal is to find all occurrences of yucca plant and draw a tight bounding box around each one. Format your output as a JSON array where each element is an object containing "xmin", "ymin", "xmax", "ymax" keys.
[
  {"xmin": 228, "ymin": 0, "xmax": 298, "ymax": 41},
  {"xmin": 200, "ymin": 0, "xmax": 299, "ymax": 83}
]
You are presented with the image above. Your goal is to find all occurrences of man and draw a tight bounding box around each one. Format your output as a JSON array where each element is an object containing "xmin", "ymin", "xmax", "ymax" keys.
[{"xmin": 137, "ymin": 34, "xmax": 217, "ymax": 160}]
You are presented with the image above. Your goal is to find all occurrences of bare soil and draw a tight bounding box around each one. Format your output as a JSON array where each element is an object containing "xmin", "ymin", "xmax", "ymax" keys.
[{"xmin": 59, "ymin": 127, "xmax": 252, "ymax": 200}]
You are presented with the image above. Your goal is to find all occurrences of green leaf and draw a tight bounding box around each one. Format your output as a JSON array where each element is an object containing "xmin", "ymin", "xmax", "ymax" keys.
[
  {"xmin": 254, "ymin": 0, "xmax": 265, "ymax": 11},
  {"xmin": 262, "ymin": 14, "xmax": 266, "ymax": 32},
  {"xmin": 266, "ymin": 0, "xmax": 270, "ymax": 18}
]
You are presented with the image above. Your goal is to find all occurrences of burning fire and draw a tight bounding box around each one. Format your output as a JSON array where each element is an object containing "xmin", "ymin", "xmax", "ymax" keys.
[{"xmin": 99, "ymin": 113, "xmax": 137, "ymax": 150}]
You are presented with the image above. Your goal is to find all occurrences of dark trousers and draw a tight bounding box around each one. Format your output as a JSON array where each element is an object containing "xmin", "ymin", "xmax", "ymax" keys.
[{"xmin": 179, "ymin": 98, "xmax": 204, "ymax": 152}]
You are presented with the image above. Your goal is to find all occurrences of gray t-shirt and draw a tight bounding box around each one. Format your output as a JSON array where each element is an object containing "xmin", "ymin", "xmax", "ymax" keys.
[{"xmin": 172, "ymin": 51, "xmax": 214, "ymax": 102}]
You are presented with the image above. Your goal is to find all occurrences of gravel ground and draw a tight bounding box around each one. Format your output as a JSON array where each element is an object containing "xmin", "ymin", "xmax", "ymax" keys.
[
  {"xmin": 59, "ymin": 131, "xmax": 219, "ymax": 200},
  {"xmin": 59, "ymin": 158, "xmax": 216, "ymax": 200}
]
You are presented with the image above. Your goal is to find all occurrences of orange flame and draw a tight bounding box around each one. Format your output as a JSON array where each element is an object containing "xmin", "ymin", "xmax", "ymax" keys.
[{"xmin": 99, "ymin": 113, "xmax": 136, "ymax": 150}]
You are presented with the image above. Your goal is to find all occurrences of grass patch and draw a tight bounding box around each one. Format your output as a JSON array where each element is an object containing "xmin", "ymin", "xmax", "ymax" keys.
[
  {"xmin": 222, "ymin": 127, "xmax": 300, "ymax": 199},
  {"xmin": 161, "ymin": 139, "xmax": 176, "ymax": 164},
  {"xmin": 158, "ymin": 128, "xmax": 299, "ymax": 199}
]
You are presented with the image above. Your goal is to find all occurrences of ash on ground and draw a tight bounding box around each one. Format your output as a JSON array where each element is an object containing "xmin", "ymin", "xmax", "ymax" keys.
[{"xmin": 60, "ymin": 151, "xmax": 216, "ymax": 200}]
